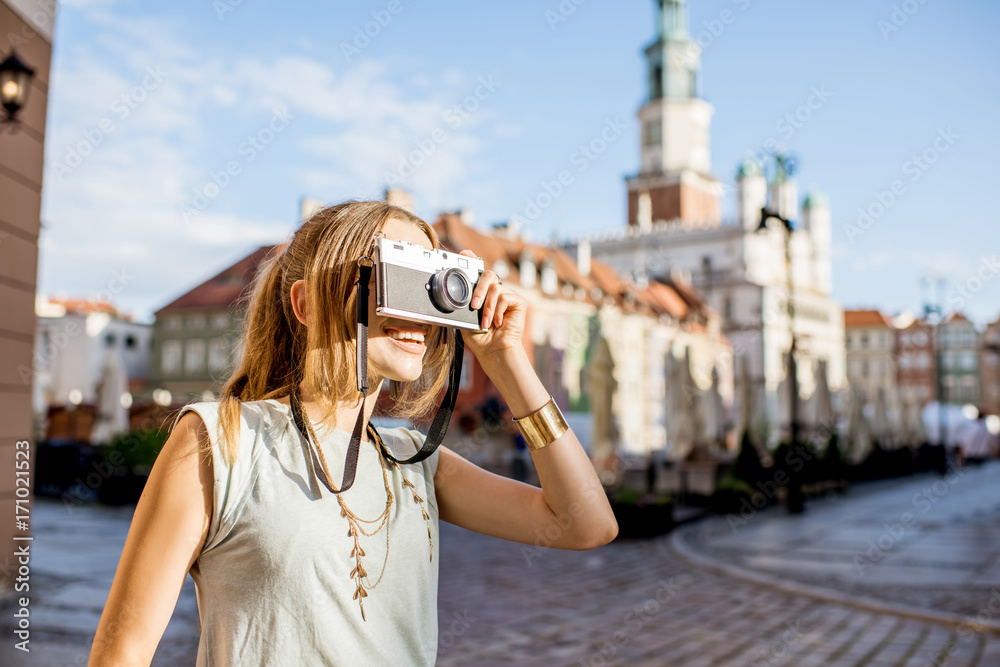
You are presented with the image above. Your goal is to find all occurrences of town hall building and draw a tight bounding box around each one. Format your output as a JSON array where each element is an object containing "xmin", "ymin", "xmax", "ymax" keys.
[{"xmin": 563, "ymin": 0, "xmax": 846, "ymax": 436}]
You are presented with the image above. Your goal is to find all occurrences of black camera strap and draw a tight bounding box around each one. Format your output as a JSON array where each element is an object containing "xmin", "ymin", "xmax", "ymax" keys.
[{"xmin": 289, "ymin": 260, "xmax": 464, "ymax": 495}]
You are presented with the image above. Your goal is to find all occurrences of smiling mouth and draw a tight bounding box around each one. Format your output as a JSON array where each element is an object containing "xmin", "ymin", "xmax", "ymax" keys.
[{"xmin": 384, "ymin": 326, "xmax": 428, "ymax": 354}]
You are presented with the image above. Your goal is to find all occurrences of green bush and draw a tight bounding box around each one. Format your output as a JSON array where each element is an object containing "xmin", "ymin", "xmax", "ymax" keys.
[
  {"xmin": 612, "ymin": 488, "xmax": 673, "ymax": 507},
  {"xmin": 99, "ymin": 429, "xmax": 168, "ymax": 474}
]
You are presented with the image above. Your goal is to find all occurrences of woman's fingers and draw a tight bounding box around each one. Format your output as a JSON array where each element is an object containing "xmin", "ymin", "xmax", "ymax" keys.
[
  {"xmin": 494, "ymin": 293, "xmax": 509, "ymax": 328},
  {"xmin": 480, "ymin": 282, "xmax": 503, "ymax": 328},
  {"xmin": 471, "ymin": 269, "xmax": 498, "ymax": 309}
]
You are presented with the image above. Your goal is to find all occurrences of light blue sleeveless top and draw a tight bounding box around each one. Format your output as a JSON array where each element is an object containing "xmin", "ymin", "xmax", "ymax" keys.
[{"xmin": 177, "ymin": 399, "xmax": 440, "ymax": 666}]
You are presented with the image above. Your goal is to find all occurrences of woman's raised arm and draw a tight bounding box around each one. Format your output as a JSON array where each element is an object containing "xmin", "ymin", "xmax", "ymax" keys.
[{"xmin": 89, "ymin": 411, "xmax": 214, "ymax": 666}]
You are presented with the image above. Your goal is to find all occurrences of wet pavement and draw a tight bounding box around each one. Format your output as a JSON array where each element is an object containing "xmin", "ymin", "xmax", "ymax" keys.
[
  {"xmin": 676, "ymin": 460, "xmax": 1000, "ymax": 622},
  {"xmin": 2, "ymin": 462, "xmax": 999, "ymax": 666}
]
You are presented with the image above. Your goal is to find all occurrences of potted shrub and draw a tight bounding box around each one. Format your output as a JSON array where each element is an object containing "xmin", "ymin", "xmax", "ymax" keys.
[
  {"xmin": 96, "ymin": 429, "xmax": 168, "ymax": 505},
  {"xmin": 609, "ymin": 488, "xmax": 675, "ymax": 539}
]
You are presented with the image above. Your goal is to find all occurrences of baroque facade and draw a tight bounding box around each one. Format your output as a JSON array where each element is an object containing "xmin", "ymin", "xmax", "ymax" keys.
[{"xmin": 563, "ymin": 0, "xmax": 845, "ymax": 436}]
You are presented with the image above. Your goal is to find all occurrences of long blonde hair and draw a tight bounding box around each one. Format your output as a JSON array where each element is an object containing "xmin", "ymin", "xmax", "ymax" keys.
[{"xmin": 209, "ymin": 200, "xmax": 455, "ymax": 464}]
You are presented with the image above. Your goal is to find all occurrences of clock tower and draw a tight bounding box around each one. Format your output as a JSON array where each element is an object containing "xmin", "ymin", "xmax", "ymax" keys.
[{"xmin": 627, "ymin": 0, "xmax": 722, "ymax": 228}]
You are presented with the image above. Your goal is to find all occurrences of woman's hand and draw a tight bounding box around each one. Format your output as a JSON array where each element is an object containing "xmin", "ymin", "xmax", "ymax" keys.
[{"xmin": 458, "ymin": 249, "xmax": 527, "ymax": 365}]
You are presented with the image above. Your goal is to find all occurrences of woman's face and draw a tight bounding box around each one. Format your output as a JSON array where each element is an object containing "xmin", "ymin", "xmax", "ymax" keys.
[{"xmin": 365, "ymin": 217, "xmax": 441, "ymax": 383}]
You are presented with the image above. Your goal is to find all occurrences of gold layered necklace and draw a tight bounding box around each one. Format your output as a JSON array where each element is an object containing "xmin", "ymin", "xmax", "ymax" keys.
[{"xmin": 299, "ymin": 409, "xmax": 433, "ymax": 621}]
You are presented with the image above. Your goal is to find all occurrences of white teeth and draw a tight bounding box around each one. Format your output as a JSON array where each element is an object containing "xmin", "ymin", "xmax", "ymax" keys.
[{"xmin": 388, "ymin": 331, "xmax": 425, "ymax": 343}]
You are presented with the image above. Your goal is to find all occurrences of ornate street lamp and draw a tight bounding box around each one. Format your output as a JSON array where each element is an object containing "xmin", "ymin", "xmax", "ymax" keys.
[
  {"xmin": 0, "ymin": 49, "xmax": 36, "ymax": 130},
  {"xmin": 756, "ymin": 156, "xmax": 805, "ymax": 514}
]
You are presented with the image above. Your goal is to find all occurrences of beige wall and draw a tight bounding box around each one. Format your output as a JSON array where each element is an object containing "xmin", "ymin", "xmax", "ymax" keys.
[{"xmin": 0, "ymin": 0, "xmax": 53, "ymax": 593}]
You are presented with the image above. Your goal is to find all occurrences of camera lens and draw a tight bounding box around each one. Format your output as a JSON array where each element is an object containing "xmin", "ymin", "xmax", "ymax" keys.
[
  {"xmin": 429, "ymin": 268, "xmax": 471, "ymax": 313},
  {"xmin": 446, "ymin": 272, "xmax": 468, "ymax": 303}
]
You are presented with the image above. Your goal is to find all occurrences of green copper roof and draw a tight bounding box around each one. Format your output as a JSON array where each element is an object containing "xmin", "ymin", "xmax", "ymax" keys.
[
  {"xmin": 803, "ymin": 192, "xmax": 830, "ymax": 209},
  {"xmin": 735, "ymin": 159, "xmax": 763, "ymax": 179}
]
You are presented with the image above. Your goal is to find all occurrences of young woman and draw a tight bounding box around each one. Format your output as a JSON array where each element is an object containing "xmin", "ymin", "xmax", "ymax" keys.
[{"xmin": 89, "ymin": 201, "xmax": 618, "ymax": 666}]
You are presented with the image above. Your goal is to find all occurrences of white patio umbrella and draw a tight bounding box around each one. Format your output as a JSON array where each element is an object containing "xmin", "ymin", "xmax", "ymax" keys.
[
  {"xmin": 702, "ymin": 366, "xmax": 725, "ymax": 448},
  {"xmin": 91, "ymin": 345, "xmax": 130, "ymax": 445},
  {"xmin": 735, "ymin": 355, "xmax": 753, "ymax": 438},
  {"xmin": 682, "ymin": 347, "xmax": 704, "ymax": 451},
  {"xmin": 588, "ymin": 335, "xmax": 618, "ymax": 463},
  {"xmin": 847, "ymin": 385, "xmax": 871, "ymax": 463},
  {"xmin": 776, "ymin": 351, "xmax": 802, "ymax": 443},
  {"xmin": 667, "ymin": 350, "xmax": 696, "ymax": 460},
  {"xmin": 872, "ymin": 387, "xmax": 890, "ymax": 448},
  {"xmin": 902, "ymin": 393, "xmax": 928, "ymax": 446},
  {"xmin": 812, "ymin": 359, "xmax": 834, "ymax": 436}
]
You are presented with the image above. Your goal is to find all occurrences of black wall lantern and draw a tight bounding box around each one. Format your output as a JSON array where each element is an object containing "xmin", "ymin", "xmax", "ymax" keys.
[{"xmin": 0, "ymin": 49, "xmax": 36, "ymax": 129}]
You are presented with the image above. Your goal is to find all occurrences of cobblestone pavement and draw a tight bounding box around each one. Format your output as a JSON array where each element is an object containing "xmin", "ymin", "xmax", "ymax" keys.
[
  {"xmin": 435, "ymin": 521, "xmax": 1000, "ymax": 666},
  {"xmin": 5, "ymin": 465, "xmax": 1000, "ymax": 666},
  {"xmin": 677, "ymin": 461, "xmax": 1000, "ymax": 621}
]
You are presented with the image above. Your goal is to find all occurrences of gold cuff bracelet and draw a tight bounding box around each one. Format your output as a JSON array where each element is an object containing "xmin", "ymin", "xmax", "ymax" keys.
[{"xmin": 514, "ymin": 396, "xmax": 568, "ymax": 451}]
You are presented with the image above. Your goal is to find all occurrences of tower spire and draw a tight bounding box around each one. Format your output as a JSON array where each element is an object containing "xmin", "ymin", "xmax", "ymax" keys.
[
  {"xmin": 648, "ymin": 0, "xmax": 699, "ymax": 102},
  {"xmin": 657, "ymin": 0, "xmax": 689, "ymax": 40},
  {"xmin": 625, "ymin": 0, "xmax": 721, "ymax": 227}
]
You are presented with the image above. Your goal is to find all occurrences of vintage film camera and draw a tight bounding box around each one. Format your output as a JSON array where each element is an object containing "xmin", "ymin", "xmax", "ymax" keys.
[{"xmin": 373, "ymin": 236, "xmax": 487, "ymax": 332}]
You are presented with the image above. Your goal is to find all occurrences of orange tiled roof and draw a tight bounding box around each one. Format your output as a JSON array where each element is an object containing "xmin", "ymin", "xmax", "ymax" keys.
[
  {"xmin": 156, "ymin": 244, "xmax": 284, "ymax": 313},
  {"xmin": 433, "ymin": 213, "xmax": 712, "ymax": 325},
  {"xmin": 844, "ymin": 309, "xmax": 892, "ymax": 328},
  {"xmin": 48, "ymin": 298, "xmax": 120, "ymax": 316}
]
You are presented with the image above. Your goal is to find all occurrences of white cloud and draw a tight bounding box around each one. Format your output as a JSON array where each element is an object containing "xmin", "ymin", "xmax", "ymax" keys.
[{"xmin": 40, "ymin": 3, "xmax": 501, "ymax": 319}]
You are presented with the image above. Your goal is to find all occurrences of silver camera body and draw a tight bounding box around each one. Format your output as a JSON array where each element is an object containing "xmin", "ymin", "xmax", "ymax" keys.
[{"xmin": 373, "ymin": 237, "xmax": 486, "ymax": 332}]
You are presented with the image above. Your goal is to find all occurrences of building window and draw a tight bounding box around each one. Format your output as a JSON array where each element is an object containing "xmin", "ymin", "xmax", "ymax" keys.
[
  {"xmin": 989, "ymin": 353, "xmax": 999, "ymax": 367},
  {"xmin": 212, "ymin": 314, "xmax": 230, "ymax": 330},
  {"xmin": 125, "ymin": 334, "xmax": 137, "ymax": 349},
  {"xmin": 862, "ymin": 360, "xmax": 869, "ymax": 378},
  {"xmin": 845, "ymin": 335, "xmax": 851, "ymax": 349},
  {"xmin": 208, "ymin": 338, "xmax": 229, "ymax": 371},
  {"xmin": 187, "ymin": 315, "xmax": 206, "ymax": 330},
  {"xmin": 724, "ymin": 297, "xmax": 733, "ymax": 320},
  {"xmin": 643, "ymin": 119, "xmax": 662, "ymax": 147},
  {"xmin": 861, "ymin": 334, "xmax": 869, "ymax": 349},
  {"xmin": 162, "ymin": 340, "xmax": 182, "ymax": 375},
  {"xmin": 899, "ymin": 355, "xmax": 911, "ymax": 370},
  {"xmin": 185, "ymin": 339, "xmax": 206, "ymax": 374},
  {"xmin": 105, "ymin": 333, "xmax": 115, "ymax": 347},
  {"xmin": 164, "ymin": 316, "xmax": 182, "ymax": 331},
  {"xmin": 961, "ymin": 352, "xmax": 976, "ymax": 370}
]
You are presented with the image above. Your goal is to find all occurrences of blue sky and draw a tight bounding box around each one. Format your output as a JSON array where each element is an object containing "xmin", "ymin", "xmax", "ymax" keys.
[{"xmin": 39, "ymin": 0, "xmax": 1000, "ymax": 324}]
